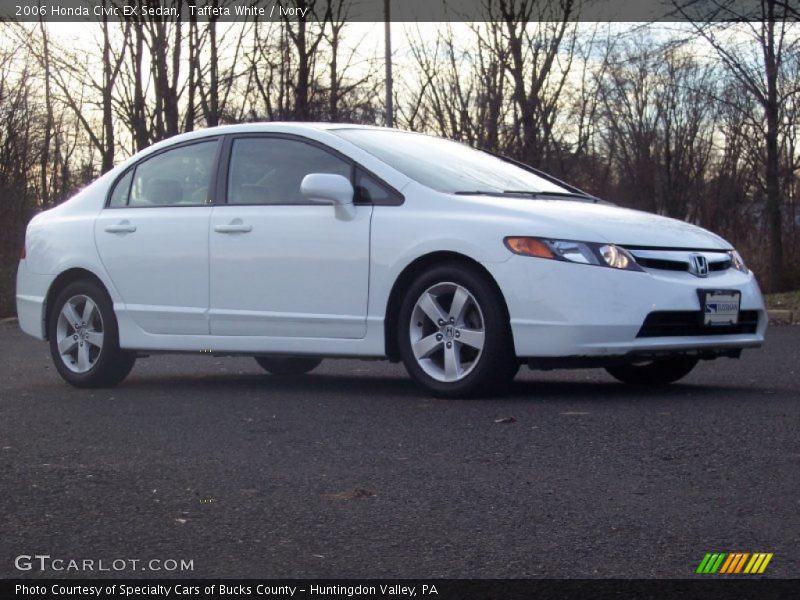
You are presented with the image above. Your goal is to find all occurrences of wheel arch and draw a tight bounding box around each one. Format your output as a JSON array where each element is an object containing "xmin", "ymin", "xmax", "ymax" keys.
[
  {"xmin": 43, "ymin": 268, "xmax": 111, "ymax": 340},
  {"xmin": 383, "ymin": 251, "xmax": 512, "ymax": 361}
]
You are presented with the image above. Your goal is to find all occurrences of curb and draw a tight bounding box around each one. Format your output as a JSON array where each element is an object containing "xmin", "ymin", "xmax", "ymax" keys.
[{"xmin": 0, "ymin": 317, "xmax": 18, "ymax": 325}]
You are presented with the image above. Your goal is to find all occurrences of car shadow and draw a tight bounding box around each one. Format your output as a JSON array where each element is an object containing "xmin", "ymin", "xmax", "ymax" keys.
[
  {"xmin": 505, "ymin": 379, "xmax": 759, "ymax": 402},
  {"xmin": 112, "ymin": 370, "xmax": 766, "ymax": 404},
  {"xmin": 122, "ymin": 371, "xmax": 425, "ymax": 399}
]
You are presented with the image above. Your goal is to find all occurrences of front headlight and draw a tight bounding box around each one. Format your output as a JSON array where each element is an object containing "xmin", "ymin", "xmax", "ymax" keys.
[
  {"xmin": 504, "ymin": 237, "xmax": 643, "ymax": 272},
  {"xmin": 728, "ymin": 249, "xmax": 748, "ymax": 273}
]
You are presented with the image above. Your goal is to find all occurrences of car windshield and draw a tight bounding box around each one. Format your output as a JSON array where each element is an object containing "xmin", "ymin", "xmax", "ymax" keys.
[{"xmin": 333, "ymin": 128, "xmax": 574, "ymax": 196}]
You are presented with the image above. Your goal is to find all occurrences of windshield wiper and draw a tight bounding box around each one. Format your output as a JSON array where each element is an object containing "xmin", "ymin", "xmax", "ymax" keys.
[
  {"xmin": 453, "ymin": 190, "xmax": 541, "ymax": 197},
  {"xmin": 503, "ymin": 190, "xmax": 602, "ymax": 202},
  {"xmin": 454, "ymin": 190, "xmax": 506, "ymax": 196},
  {"xmin": 454, "ymin": 190, "xmax": 599, "ymax": 202}
]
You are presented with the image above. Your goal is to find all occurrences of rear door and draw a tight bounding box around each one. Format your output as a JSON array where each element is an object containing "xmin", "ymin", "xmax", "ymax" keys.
[{"xmin": 94, "ymin": 139, "xmax": 220, "ymax": 335}]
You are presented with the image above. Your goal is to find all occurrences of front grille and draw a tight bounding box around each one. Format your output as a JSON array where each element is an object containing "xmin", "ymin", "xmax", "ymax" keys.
[
  {"xmin": 637, "ymin": 310, "xmax": 759, "ymax": 338},
  {"xmin": 634, "ymin": 257, "xmax": 688, "ymax": 271},
  {"xmin": 709, "ymin": 259, "xmax": 732, "ymax": 271},
  {"xmin": 626, "ymin": 248, "xmax": 732, "ymax": 274}
]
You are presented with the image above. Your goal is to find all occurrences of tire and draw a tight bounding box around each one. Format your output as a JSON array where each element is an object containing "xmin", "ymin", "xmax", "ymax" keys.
[
  {"xmin": 605, "ymin": 356, "xmax": 699, "ymax": 386},
  {"xmin": 397, "ymin": 262, "xmax": 518, "ymax": 398},
  {"xmin": 255, "ymin": 356, "xmax": 323, "ymax": 376},
  {"xmin": 48, "ymin": 280, "xmax": 136, "ymax": 388}
]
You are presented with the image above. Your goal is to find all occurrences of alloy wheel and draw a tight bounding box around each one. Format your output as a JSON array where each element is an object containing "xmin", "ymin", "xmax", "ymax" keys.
[
  {"xmin": 55, "ymin": 294, "xmax": 104, "ymax": 373},
  {"xmin": 408, "ymin": 282, "xmax": 486, "ymax": 383}
]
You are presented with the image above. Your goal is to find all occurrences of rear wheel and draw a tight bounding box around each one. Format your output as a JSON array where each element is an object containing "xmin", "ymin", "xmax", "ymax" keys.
[
  {"xmin": 48, "ymin": 280, "xmax": 135, "ymax": 388},
  {"xmin": 605, "ymin": 356, "xmax": 699, "ymax": 385},
  {"xmin": 255, "ymin": 356, "xmax": 322, "ymax": 376},
  {"xmin": 398, "ymin": 262, "xmax": 518, "ymax": 398}
]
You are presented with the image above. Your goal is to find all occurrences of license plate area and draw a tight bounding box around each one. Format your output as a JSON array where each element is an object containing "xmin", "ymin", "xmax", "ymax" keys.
[{"xmin": 699, "ymin": 290, "xmax": 741, "ymax": 326}]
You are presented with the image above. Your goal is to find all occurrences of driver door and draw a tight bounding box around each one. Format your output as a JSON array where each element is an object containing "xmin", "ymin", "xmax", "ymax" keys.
[{"xmin": 208, "ymin": 136, "xmax": 372, "ymax": 339}]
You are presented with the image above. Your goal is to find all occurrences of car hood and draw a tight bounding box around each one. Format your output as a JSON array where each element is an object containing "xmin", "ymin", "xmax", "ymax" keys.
[{"xmin": 462, "ymin": 196, "xmax": 732, "ymax": 250}]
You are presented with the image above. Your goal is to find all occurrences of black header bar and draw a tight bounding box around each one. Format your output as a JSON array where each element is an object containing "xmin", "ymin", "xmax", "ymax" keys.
[{"xmin": 1, "ymin": 0, "xmax": 798, "ymax": 23}]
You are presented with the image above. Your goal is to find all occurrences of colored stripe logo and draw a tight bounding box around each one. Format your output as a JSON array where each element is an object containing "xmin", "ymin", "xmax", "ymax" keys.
[{"xmin": 696, "ymin": 552, "xmax": 773, "ymax": 574}]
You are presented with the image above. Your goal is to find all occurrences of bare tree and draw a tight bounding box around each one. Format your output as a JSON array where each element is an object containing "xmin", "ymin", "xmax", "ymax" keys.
[
  {"xmin": 493, "ymin": 0, "xmax": 578, "ymax": 169},
  {"xmin": 19, "ymin": 13, "xmax": 128, "ymax": 173},
  {"xmin": 676, "ymin": 0, "xmax": 800, "ymax": 291},
  {"xmin": 242, "ymin": 2, "xmax": 377, "ymax": 122}
]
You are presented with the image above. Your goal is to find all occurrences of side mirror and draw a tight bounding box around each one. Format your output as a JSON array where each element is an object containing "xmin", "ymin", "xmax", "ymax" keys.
[{"xmin": 301, "ymin": 173, "xmax": 356, "ymax": 220}]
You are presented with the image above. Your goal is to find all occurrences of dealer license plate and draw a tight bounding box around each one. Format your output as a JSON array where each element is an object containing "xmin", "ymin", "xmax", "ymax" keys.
[{"xmin": 701, "ymin": 290, "xmax": 741, "ymax": 326}]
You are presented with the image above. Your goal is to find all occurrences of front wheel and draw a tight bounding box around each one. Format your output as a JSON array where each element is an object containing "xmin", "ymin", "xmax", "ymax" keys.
[
  {"xmin": 398, "ymin": 263, "xmax": 518, "ymax": 398},
  {"xmin": 255, "ymin": 356, "xmax": 323, "ymax": 376},
  {"xmin": 48, "ymin": 280, "xmax": 136, "ymax": 388},
  {"xmin": 605, "ymin": 356, "xmax": 699, "ymax": 385}
]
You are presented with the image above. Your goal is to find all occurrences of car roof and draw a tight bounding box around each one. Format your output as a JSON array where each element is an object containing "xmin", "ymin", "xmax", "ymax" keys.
[
  {"xmin": 172, "ymin": 121, "xmax": 384, "ymax": 137},
  {"xmin": 135, "ymin": 122, "xmax": 386, "ymax": 156}
]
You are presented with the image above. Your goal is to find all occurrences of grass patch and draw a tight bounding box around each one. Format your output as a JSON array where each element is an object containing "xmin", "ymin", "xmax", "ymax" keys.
[{"xmin": 765, "ymin": 289, "xmax": 800, "ymax": 314}]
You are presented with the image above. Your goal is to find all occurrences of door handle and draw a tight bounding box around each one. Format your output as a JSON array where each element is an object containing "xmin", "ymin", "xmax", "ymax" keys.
[
  {"xmin": 104, "ymin": 221, "xmax": 137, "ymax": 234},
  {"xmin": 214, "ymin": 222, "xmax": 252, "ymax": 234}
]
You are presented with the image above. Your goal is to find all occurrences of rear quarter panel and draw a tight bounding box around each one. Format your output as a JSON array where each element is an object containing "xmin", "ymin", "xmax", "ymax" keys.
[{"xmin": 21, "ymin": 175, "xmax": 124, "ymax": 329}]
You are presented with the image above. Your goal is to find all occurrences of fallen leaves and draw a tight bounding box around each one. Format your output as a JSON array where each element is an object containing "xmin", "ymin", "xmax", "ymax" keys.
[
  {"xmin": 329, "ymin": 488, "xmax": 375, "ymax": 500},
  {"xmin": 494, "ymin": 416, "xmax": 516, "ymax": 424}
]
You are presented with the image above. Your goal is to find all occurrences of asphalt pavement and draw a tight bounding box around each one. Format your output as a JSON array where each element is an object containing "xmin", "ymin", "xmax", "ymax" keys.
[{"xmin": 1, "ymin": 322, "xmax": 798, "ymax": 579}]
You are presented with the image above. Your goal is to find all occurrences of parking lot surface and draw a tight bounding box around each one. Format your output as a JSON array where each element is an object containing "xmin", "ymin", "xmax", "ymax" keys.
[{"xmin": 1, "ymin": 323, "xmax": 798, "ymax": 578}]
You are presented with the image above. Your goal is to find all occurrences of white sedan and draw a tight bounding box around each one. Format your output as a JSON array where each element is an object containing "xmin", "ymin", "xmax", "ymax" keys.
[{"xmin": 16, "ymin": 123, "xmax": 766, "ymax": 397}]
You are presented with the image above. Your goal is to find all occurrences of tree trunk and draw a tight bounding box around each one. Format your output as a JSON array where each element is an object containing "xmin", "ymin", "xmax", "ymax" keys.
[
  {"xmin": 763, "ymin": 11, "xmax": 784, "ymax": 291},
  {"xmin": 101, "ymin": 16, "xmax": 115, "ymax": 173}
]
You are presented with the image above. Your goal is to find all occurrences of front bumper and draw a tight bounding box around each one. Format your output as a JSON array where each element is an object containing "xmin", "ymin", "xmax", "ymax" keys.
[{"xmin": 492, "ymin": 255, "xmax": 767, "ymax": 358}]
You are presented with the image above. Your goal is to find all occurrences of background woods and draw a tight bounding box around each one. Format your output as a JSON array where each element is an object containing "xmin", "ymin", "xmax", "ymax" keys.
[{"xmin": 1, "ymin": 0, "xmax": 799, "ymax": 317}]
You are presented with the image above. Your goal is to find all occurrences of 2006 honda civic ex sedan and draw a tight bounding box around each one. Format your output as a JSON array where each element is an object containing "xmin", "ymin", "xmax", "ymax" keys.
[{"xmin": 16, "ymin": 123, "xmax": 766, "ymax": 397}]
